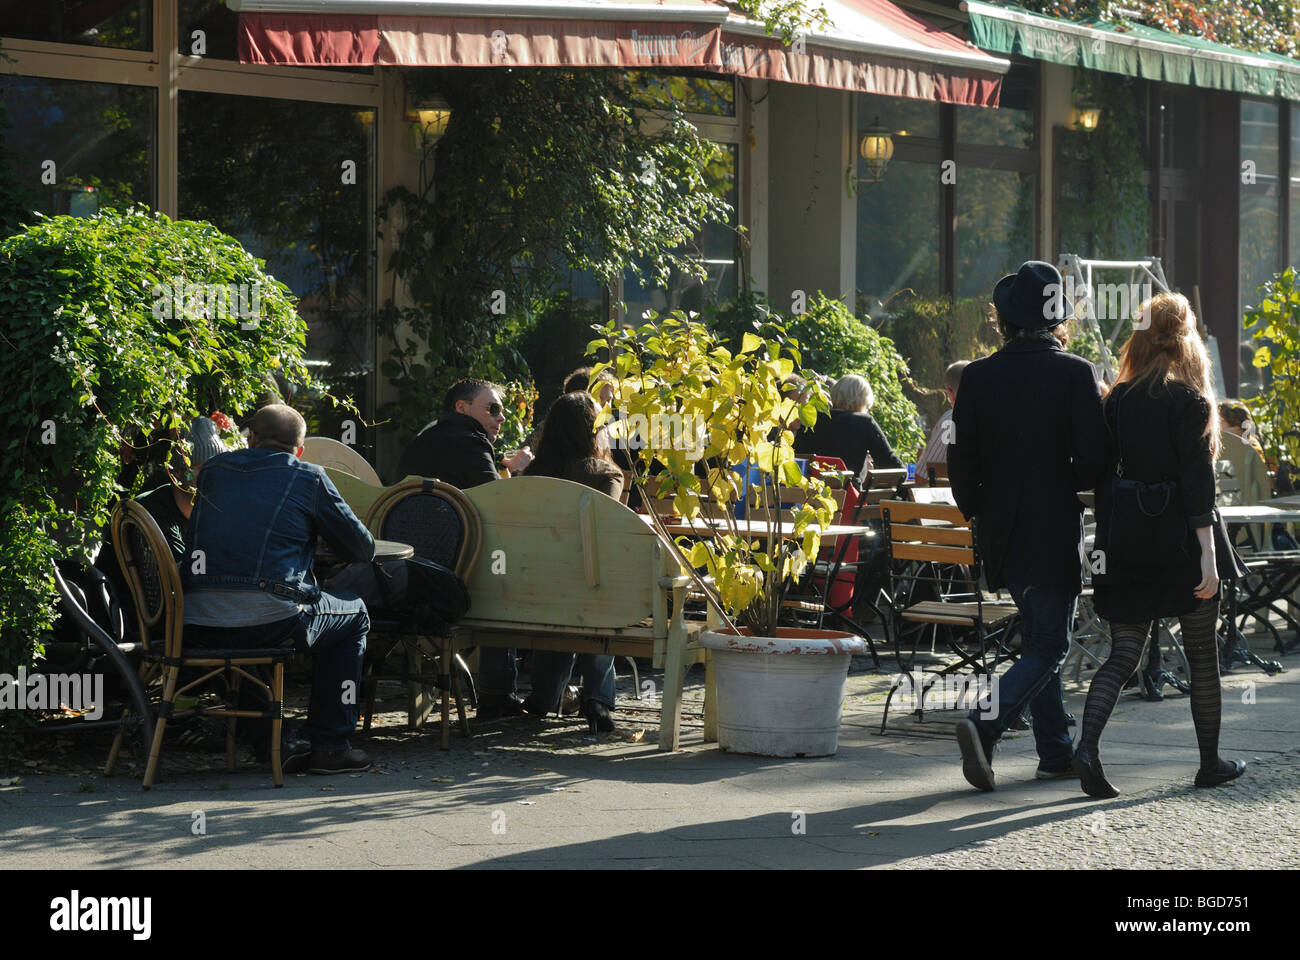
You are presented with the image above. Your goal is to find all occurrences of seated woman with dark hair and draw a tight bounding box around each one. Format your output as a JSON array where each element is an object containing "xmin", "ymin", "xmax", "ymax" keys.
[{"xmin": 522, "ymin": 391, "xmax": 624, "ymax": 732}]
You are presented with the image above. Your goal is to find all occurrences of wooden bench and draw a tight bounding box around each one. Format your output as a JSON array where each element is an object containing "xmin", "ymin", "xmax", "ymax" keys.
[{"xmin": 455, "ymin": 476, "xmax": 713, "ymax": 751}]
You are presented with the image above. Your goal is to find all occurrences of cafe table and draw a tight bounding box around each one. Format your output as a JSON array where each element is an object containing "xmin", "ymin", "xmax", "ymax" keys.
[
  {"xmin": 316, "ymin": 538, "xmax": 414, "ymax": 566},
  {"xmin": 1208, "ymin": 505, "xmax": 1300, "ymax": 674}
]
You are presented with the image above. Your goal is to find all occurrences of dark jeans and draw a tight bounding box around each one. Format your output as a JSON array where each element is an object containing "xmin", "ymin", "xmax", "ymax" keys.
[
  {"xmin": 187, "ymin": 589, "xmax": 369, "ymax": 752},
  {"xmin": 969, "ymin": 581, "xmax": 1076, "ymax": 766},
  {"xmin": 529, "ymin": 652, "xmax": 616, "ymax": 711}
]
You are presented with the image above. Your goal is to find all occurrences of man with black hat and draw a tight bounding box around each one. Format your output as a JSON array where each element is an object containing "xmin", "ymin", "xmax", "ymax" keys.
[{"xmin": 947, "ymin": 261, "xmax": 1107, "ymax": 791}]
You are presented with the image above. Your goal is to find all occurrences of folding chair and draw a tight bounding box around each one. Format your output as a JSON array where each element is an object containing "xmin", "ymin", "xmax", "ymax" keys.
[
  {"xmin": 877, "ymin": 499, "xmax": 1019, "ymax": 732},
  {"xmin": 109, "ymin": 501, "xmax": 291, "ymax": 788},
  {"xmin": 362, "ymin": 478, "xmax": 483, "ymax": 747}
]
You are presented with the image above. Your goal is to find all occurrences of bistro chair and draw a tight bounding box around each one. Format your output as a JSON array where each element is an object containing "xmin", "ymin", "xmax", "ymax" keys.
[
  {"xmin": 362, "ymin": 478, "xmax": 483, "ymax": 748},
  {"xmin": 877, "ymin": 499, "xmax": 1019, "ymax": 733},
  {"xmin": 108, "ymin": 500, "xmax": 291, "ymax": 788}
]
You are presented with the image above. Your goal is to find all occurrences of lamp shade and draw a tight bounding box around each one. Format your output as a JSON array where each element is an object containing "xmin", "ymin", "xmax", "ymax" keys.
[{"xmin": 858, "ymin": 118, "xmax": 894, "ymax": 183}]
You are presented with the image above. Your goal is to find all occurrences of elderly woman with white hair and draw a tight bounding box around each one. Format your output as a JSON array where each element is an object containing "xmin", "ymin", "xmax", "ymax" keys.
[{"xmin": 794, "ymin": 373, "xmax": 903, "ymax": 480}]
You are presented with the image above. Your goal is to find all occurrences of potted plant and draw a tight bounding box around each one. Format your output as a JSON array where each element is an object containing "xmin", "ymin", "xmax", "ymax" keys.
[{"xmin": 588, "ymin": 311, "xmax": 867, "ymax": 757}]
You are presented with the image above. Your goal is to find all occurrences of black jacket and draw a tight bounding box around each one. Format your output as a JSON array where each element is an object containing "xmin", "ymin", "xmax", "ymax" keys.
[
  {"xmin": 793, "ymin": 409, "xmax": 902, "ymax": 478},
  {"xmin": 948, "ymin": 337, "xmax": 1107, "ymax": 592},
  {"xmin": 1093, "ymin": 380, "xmax": 1247, "ymax": 622},
  {"xmin": 397, "ymin": 413, "xmax": 500, "ymax": 490}
]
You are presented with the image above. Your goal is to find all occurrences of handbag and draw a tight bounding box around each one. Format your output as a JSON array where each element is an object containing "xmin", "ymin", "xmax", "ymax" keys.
[{"xmin": 1104, "ymin": 390, "xmax": 1188, "ymax": 574}]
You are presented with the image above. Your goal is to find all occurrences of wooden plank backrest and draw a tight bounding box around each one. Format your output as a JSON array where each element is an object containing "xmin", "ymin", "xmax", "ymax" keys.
[
  {"xmin": 303, "ymin": 436, "xmax": 382, "ymax": 486},
  {"xmin": 462, "ymin": 476, "xmax": 666, "ymax": 631},
  {"xmin": 881, "ymin": 500, "xmax": 973, "ymax": 563}
]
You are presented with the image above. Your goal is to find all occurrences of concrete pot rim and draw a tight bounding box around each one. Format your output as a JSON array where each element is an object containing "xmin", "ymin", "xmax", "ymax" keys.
[{"xmin": 699, "ymin": 626, "xmax": 867, "ymax": 656}]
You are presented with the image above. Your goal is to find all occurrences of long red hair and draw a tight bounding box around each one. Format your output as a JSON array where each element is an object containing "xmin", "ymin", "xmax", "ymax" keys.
[{"xmin": 1114, "ymin": 292, "xmax": 1219, "ymax": 459}]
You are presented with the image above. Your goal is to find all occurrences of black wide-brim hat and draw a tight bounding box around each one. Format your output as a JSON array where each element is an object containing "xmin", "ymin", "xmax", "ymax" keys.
[{"xmin": 993, "ymin": 260, "xmax": 1073, "ymax": 330}]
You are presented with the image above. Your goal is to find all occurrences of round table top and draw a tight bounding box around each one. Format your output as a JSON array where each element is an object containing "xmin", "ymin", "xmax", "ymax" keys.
[
  {"xmin": 317, "ymin": 538, "xmax": 414, "ymax": 565},
  {"xmin": 373, "ymin": 539, "xmax": 415, "ymax": 561}
]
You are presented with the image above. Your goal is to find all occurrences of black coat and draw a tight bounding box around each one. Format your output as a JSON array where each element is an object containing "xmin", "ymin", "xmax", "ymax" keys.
[
  {"xmin": 793, "ymin": 409, "xmax": 903, "ymax": 478},
  {"xmin": 1093, "ymin": 380, "xmax": 1248, "ymax": 623},
  {"xmin": 948, "ymin": 337, "xmax": 1107, "ymax": 593},
  {"xmin": 396, "ymin": 413, "xmax": 500, "ymax": 489}
]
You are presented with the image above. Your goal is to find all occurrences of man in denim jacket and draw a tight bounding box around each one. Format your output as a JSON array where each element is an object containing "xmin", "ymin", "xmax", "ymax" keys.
[{"xmin": 183, "ymin": 404, "xmax": 376, "ymax": 773}]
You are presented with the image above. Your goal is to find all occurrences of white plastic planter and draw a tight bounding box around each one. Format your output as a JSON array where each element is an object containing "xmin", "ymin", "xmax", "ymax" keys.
[{"xmin": 699, "ymin": 627, "xmax": 867, "ymax": 757}]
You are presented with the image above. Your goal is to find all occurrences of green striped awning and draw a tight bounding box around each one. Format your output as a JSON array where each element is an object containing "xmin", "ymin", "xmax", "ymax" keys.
[{"xmin": 962, "ymin": 1, "xmax": 1300, "ymax": 100}]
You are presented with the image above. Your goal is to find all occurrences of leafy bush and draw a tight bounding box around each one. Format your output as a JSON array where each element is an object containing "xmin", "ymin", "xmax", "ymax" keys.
[
  {"xmin": 874, "ymin": 292, "xmax": 1002, "ymax": 433},
  {"xmin": 0, "ymin": 207, "xmax": 318, "ymax": 670},
  {"xmin": 1243, "ymin": 266, "xmax": 1300, "ymax": 469},
  {"xmin": 709, "ymin": 289, "xmax": 927, "ymax": 455}
]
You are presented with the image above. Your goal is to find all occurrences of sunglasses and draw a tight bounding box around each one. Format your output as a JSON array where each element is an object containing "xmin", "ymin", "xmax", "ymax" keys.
[{"xmin": 484, "ymin": 401, "xmax": 503, "ymax": 417}]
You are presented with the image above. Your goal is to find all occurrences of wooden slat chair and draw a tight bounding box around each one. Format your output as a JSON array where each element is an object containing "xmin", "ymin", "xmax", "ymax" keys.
[
  {"xmin": 362, "ymin": 478, "xmax": 483, "ymax": 747},
  {"xmin": 323, "ymin": 467, "xmax": 396, "ymax": 524},
  {"xmin": 108, "ymin": 501, "xmax": 291, "ymax": 788},
  {"xmin": 457, "ymin": 476, "xmax": 710, "ymax": 751},
  {"xmin": 877, "ymin": 499, "xmax": 1019, "ymax": 733},
  {"xmin": 925, "ymin": 462, "xmax": 950, "ymax": 487}
]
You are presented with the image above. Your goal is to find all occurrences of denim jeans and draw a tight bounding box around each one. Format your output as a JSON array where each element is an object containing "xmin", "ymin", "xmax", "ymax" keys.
[
  {"xmin": 528, "ymin": 652, "xmax": 616, "ymax": 711},
  {"xmin": 187, "ymin": 588, "xmax": 369, "ymax": 752},
  {"xmin": 969, "ymin": 581, "xmax": 1076, "ymax": 766}
]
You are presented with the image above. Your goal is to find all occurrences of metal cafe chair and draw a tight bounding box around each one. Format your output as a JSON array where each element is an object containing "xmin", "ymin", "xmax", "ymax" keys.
[
  {"xmin": 109, "ymin": 500, "xmax": 291, "ymax": 788},
  {"xmin": 878, "ymin": 499, "xmax": 1020, "ymax": 733}
]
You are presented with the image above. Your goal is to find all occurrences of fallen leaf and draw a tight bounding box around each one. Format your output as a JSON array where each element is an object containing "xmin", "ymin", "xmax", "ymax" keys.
[
  {"xmin": 546, "ymin": 786, "xmax": 564, "ymax": 792},
  {"xmin": 429, "ymin": 777, "xmax": 455, "ymax": 783},
  {"xmin": 0, "ymin": 777, "xmax": 21, "ymax": 787},
  {"xmin": 627, "ymin": 729, "xmax": 645, "ymax": 743},
  {"xmin": 518, "ymin": 800, "xmax": 535, "ymax": 805}
]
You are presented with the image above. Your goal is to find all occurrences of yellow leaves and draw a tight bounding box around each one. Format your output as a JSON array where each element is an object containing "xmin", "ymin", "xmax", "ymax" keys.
[
  {"xmin": 688, "ymin": 540, "xmax": 713, "ymax": 569},
  {"xmin": 1254, "ymin": 345, "xmax": 1272, "ymax": 368},
  {"xmin": 740, "ymin": 332, "xmax": 763, "ymax": 354}
]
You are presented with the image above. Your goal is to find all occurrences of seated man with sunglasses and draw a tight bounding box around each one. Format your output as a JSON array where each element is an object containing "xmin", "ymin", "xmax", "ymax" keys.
[
  {"xmin": 398, "ymin": 379, "xmax": 533, "ymax": 489},
  {"xmin": 397, "ymin": 379, "xmax": 534, "ymax": 718}
]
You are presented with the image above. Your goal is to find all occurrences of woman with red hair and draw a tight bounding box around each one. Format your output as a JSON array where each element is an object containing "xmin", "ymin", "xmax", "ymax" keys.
[{"xmin": 1077, "ymin": 293, "xmax": 1247, "ymax": 797}]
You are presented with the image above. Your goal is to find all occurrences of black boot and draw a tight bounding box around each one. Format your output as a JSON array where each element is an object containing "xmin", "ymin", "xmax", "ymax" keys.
[
  {"xmin": 1072, "ymin": 746, "xmax": 1120, "ymax": 799},
  {"xmin": 584, "ymin": 701, "xmax": 614, "ymax": 734},
  {"xmin": 1194, "ymin": 758, "xmax": 1245, "ymax": 788}
]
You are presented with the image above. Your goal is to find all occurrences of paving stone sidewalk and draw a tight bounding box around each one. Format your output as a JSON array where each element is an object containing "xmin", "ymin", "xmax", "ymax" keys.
[{"xmin": 1, "ymin": 646, "xmax": 1296, "ymax": 870}]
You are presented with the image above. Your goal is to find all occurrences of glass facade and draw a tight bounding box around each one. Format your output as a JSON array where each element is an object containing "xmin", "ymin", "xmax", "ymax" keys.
[
  {"xmin": 0, "ymin": 2, "xmax": 150, "ymax": 50},
  {"xmin": 1239, "ymin": 100, "xmax": 1280, "ymax": 397},
  {"xmin": 0, "ymin": 76, "xmax": 155, "ymax": 216},
  {"xmin": 857, "ymin": 63, "xmax": 1037, "ymax": 311},
  {"xmin": 178, "ymin": 91, "xmax": 377, "ymax": 453},
  {"xmin": 622, "ymin": 141, "xmax": 738, "ymax": 318}
]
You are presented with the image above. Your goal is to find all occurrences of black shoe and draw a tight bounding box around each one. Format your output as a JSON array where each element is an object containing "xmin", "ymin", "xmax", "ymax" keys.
[
  {"xmin": 255, "ymin": 730, "xmax": 309, "ymax": 764},
  {"xmin": 584, "ymin": 701, "xmax": 615, "ymax": 734},
  {"xmin": 1035, "ymin": 756, "xmax": 1079, "ymax": 780},
  {"xmin": 1195, "ymin": 758, "xmax": 1245, "ymax": 788},
  {"xmin": 476, "ymin": 694, "xmax": 526, "ymax": 720},
  {"xmin": 280, "ymin": 739, "xmax": 313, "ymax": 775},
  {"xmin": 308, "ymin": 747, "xmax": 372, "ymax": 774},
  {"xmin": 1072, "ymin": 746, "xmax": 1119, "ymax": 798},
  {"xmin": 955, "ymin": 719, "xmax": 996, "ymax": 792}
]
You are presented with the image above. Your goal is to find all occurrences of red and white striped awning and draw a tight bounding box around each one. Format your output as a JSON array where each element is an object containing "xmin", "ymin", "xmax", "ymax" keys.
[{"xmin": 228, "ymin": 0, "xmax": 1007, "ymax": 106}]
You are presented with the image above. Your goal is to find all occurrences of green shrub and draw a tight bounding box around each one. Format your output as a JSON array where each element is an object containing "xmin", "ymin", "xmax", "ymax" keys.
[
  {"xmin": 874, "ymin": 292, "xmax": 1002, "ymax": 433},
  {"xmin": 1244, "ymin": 266, "xmax": 1300, "ymax": 469},
  {"xmin": 0, "ymin": 207, "xmax": 319, "ymax": 669},
  {"xmin": 708, "ymin": 290, "xmax": 926, "ymax": 456}
]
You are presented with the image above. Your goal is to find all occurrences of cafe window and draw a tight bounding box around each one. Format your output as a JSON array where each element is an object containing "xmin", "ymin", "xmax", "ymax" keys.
[
  {"xmin": 0, "ymin": 1, "xmax": 150, "ymax": 51},
  {"xmin": 0, "ymin": 75, "xmax": 155, "ymax": 216},
  {"xmin": 1239, "ymin": 99, "xmax": 1281, "ymax": 398},
  {"xmin": 622, "ymin": 141, "xmax": 738, "ymax": 318},
  {"xmin": 178, "ymin": 91, "xmax": 377, "ymax": 456},
  {"xmin": 856, "ymin": 62, "xmax": 1038, "ymax": 308}
]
